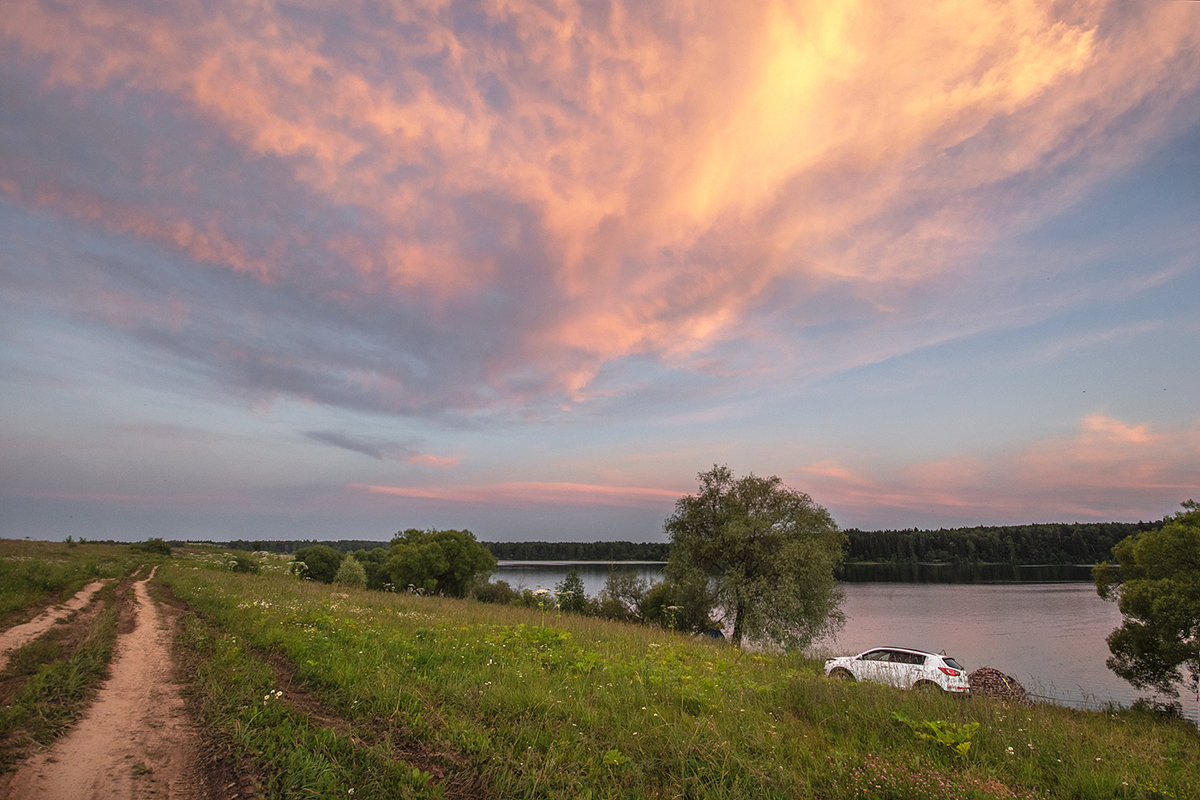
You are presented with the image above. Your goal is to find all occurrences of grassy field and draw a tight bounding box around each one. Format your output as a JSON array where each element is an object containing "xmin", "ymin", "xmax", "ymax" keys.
[
  {"xmin": 2, "ymin": 541, "xmax": 1197, "ymax": 798},
  {"xmin": 0, "ymin": 538, "xmax": 145, "ymax": 626},
  {"xmin": 161, "ymin": 552, "xmax": 1199, "ymax": 800}
]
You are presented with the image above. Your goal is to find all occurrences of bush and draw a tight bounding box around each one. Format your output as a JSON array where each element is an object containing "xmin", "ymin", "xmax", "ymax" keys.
[
  {"xmin": 131, "ymin": 538, "xmax": 172, "ymax": 556},
  {"xmin": 293, "ymin": 545, "xmax": 343, "ymax": 583},
  {"xmin": 555, "ymin": 569, "xmax": 590, "ymax": 614},
  {"xmin": 334, "ymin": 555, "xmax": 367, "ymax": 588},
  {"xmin": 230, "ymin": 554, "xmax": 261, "ymax": 574},
  {"xmin": 473, "ymin": 579, "xmax": 521, "ymax": 605}
]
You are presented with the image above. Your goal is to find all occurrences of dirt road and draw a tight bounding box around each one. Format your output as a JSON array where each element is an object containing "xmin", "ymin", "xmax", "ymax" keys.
[
  {"xmin": 0, "ymin": 581, "xmax": 108, "ymax": 673},
  {"xmin": 1, "ymin": 567, "xmax": 209, "ymax": 800}
]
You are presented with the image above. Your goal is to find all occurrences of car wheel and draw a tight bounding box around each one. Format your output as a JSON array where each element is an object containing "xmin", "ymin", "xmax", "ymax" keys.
[{"xmin": 829, "ymin": 668, "xmax": 855, "ymax": 682}]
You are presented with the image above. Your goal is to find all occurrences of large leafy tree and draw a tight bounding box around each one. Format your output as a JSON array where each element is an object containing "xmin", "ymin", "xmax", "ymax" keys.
[
  {"xmin": 386, "ymin": 528, "xmax": 496, "ymax": 597},
  {"xmin": 1094, "ymin": 501, "xmax": 1200, "ymax": 704},
  {"xmin": 665, "ymin": 465, "xmax": 846, "ymax": 648}
]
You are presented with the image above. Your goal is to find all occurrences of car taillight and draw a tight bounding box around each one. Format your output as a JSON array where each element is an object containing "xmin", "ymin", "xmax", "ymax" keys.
[{"xmin": 938, "ymin": 667, "xmax": 960, "ymax": 676}]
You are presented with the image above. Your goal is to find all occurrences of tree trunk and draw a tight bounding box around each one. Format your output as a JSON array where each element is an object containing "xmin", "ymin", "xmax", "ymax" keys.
[{"xmin": 731, "ymin": 603, "xmax": 744, "ymax": 647}]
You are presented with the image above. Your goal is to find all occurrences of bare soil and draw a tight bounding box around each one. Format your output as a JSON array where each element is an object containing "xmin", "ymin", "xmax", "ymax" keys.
[{"xmin": 0, "ymin": 567, "xmax": 212, "ymax": 800}]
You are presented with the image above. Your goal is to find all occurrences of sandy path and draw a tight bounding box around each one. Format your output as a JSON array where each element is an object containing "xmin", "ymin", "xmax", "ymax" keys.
[
  {"xmin": 0, "ymin": 581, "xmax": 109, "ymax": 673},
  {"xmin": 1, "ymin": 567, "xmax": 208, "ymax": 800}
]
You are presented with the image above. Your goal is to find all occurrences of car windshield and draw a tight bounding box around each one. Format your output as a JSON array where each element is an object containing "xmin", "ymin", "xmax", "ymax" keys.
[{"xmin": 943, "ymin": 657, "xmax": 963, "ymax": 670}]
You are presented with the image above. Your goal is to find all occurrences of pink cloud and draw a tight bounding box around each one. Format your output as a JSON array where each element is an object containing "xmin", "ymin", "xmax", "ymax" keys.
[
  {"xmin": 799, "ymin": 413, "xmax": 1200, "ymax": 525},
  {"xmin": 3, "ymin": 0, "xmax": 1197, "ymax": 409},
  {"xmin": 353, "ymin": 480, "xmax": 679, "ymax": 509},
  {"xmin": 405, "ymin": 454, "xmax": 460, "ymax": 470}
]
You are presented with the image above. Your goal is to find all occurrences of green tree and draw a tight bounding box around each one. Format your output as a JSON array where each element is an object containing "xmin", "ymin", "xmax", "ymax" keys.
[
  {"xmin": 665, "ymin": 465, "xmax": 846, "ymax": 649},
  {"xmin": 386, "ymin": 528, "xmax": 496, "ymax": 597},
  {"xmin": 1095, "ymin": 501, "xmax": 1200, "ymax": 702},
  {"xmin": 555, "ymin": 569, "xmax": 590, "ymax": 614},
  {"xmin": 293, "ymin": 545, "xmax": 343, "ymax": 583},
  {"xmin": 350, "ymin": 547, "xmax": 390, "ymax": 590},
  {"xmin": 334, "ymin": 554, "xmax": 367, "ymax": 588}
]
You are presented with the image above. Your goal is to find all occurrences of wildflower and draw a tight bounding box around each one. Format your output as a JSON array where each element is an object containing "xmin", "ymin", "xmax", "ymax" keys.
[{"xmin": 1006, "ymin": 747, "xmax": 1015, "ymax": 755}]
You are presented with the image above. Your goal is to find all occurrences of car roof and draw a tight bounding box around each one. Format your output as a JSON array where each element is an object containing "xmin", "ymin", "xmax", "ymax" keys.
[{"xmin": 861, "ymin": 646, "xmax": 949, "ymax": 657}]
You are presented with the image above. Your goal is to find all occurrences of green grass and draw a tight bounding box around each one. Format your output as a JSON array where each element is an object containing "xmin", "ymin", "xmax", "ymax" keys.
[
  {"xmin": 160, "ymin": 560, "xmax": 1200, "ymax": 800},
  {"xmin": 0, "ymin": 539, "xmax": 145, "ymax": 625}
]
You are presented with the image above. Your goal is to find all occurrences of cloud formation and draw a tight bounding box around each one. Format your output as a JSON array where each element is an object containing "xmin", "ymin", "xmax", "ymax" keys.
[
  {"xmin": 2, "ymin": 1, "xmax": 1198, "ymax": 538},
  {"xmin": 4, "ymin": 0, "xmax": 1197, "ymax": 417},
  {"xmin": 800, "ymin": 414, "xmax": 1200, "ymax": 527}
]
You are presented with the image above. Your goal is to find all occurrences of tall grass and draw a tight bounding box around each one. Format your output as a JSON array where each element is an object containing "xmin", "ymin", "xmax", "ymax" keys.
[{"xmin": 161, "ymin": 562, "xmax": 1199, "ymax": 800}]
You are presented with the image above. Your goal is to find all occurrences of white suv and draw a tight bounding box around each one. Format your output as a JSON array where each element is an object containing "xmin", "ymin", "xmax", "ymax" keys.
[{"xmin": 824, "ymin": 647, "xmax": 970, "ymax": 694}]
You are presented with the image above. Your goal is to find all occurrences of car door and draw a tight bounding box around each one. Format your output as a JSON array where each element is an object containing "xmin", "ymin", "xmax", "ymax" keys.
[
  {"xmin": 889, "ymin": 651, "xmax": 927, "ymax": 688},
  {"xmin": 854, "ymin": 649, "xmax": 892, "ymax": 684},
  {"xmin": 869, "ymin": 650, "xmax": 923, "ymax": 688}
]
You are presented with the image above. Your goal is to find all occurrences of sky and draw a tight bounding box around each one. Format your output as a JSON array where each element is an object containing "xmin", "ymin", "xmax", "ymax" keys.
[{"xmin": 2, "ymin": 0, "xmax": 1199, "ymax": 544}]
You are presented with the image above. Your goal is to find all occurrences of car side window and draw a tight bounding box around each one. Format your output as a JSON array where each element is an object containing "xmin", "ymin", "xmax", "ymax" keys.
[{"xmin": 861, "ymin": 650, "xmax": 889, "ymax": 662}]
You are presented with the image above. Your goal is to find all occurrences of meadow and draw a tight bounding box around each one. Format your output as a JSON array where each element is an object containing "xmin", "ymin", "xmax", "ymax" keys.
[{"xmin": 2, "ymin": 541, "xmax": 1197, "ymax": 799}]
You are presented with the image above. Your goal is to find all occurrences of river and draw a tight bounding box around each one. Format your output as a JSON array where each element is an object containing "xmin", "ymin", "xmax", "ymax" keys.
[{"xmin": 493, "ymin": 561, "xmax": 1197, "ymax": 721}]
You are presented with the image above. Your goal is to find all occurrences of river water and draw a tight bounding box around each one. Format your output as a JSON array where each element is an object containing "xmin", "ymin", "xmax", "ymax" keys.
[{"xmin": 493, "ymin": 561, "xmax": 1197, "ymax": 721}]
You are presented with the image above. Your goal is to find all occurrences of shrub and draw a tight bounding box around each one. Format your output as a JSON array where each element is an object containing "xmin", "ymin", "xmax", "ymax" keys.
[
  {"xmin": 230, "ymin": 553, "xmax": 261, "ymax": 574},
  {"xmin": 473, "ymin": 579, "xmax": 520, "ymax": 605},
  {"xmin": 334, "ymin": 554, "xmax": 367, "ymax": 588},
  {"xmin": 292, "ymin": 545, "xmax": 343, "ymax": 583},
  {"xmin": 131, "ymin": 537, "xmax": 172, "ymax": 556}
]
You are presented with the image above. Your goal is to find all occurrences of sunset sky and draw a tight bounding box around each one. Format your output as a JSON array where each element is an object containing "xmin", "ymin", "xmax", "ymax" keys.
[{"xmin": 3, "ymin": 0, "xmax": 1198, "ymax": 544}]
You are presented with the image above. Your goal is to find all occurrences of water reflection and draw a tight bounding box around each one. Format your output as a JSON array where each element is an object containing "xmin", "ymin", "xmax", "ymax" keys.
[{"xmin": 839, "ymin": 562, "xmax": 1096, "ymax": 583}]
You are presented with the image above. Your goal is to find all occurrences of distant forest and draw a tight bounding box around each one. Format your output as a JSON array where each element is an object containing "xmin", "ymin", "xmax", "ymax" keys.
[
  {"xmin": 841, "ymin": 521, "xmax": 1161, "ymax": 565},
  {"xmin": 181, "ymin": 519, "xmax": 1162, "ymax": 566}
]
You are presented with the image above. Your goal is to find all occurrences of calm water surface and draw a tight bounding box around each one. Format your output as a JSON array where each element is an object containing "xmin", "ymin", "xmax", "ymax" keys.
[{"xmin": 494, "ymin": 562, "xmax": 1196, "ymax": 720}]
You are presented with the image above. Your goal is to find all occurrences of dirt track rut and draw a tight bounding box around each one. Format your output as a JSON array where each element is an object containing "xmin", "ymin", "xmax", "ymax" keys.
[{"xmin": 1, "ymin": 566, "xmax": 208, "ymax": 800}]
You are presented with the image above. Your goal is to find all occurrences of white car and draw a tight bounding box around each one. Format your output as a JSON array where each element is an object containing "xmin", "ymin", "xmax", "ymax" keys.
[{"xmin": 824, "ymin": 647, "xmax": 970, "ymax": 694}]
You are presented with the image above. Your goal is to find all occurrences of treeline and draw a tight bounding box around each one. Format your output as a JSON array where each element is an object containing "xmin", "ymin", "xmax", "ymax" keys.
[
  {"xmin": 843, "ymin": 521, "xmax": 1162, "ymax": 565},
  {"xmin": 484, "ymin": 541, "xmax": 670, "ymax": 561},
  {"xmin": 173, "ymin": 539, "xmax": 390, "ymax": 554},
  {"xmin": 177, "ymin": 519, "xmax": 1163, "ymax": 566},
  {"xmin": 175, "ymin": 539, "xmax": 671, "ymax": 561}
]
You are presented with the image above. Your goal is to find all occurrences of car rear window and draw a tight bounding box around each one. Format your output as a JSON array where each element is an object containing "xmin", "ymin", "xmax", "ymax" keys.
[
  {"xmin": 893, "ymin": 652, "xmax": 925, "ymax": 665},
  {"xmin": 943, "ymin": 657, "xmax": 963, "ymax": 670}
]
